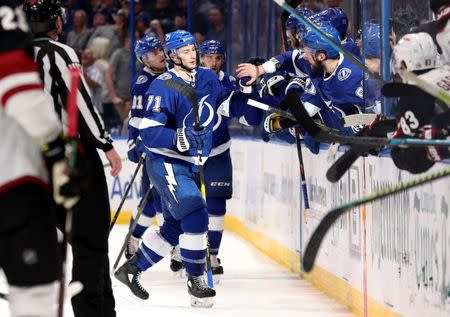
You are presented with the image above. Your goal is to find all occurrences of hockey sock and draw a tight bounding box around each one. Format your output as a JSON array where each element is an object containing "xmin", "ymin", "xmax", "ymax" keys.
[
  {"xmin": 134, "ymin": 229, "xmax": 173, "ymax": 271},
  {"xmin": 129, "ymin": 195, "xmax": 158, "ymax": 238},
  {"xmin": 180, "ymin": 208, "xmax": 208, "ymax": 276},
  {"xmin": 207, "ymin": 198, "xmax": 226, "ymax": 256}
]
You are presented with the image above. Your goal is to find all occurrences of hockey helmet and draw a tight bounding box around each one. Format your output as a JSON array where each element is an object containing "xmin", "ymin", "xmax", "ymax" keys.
[
  {"xmin": 135, "ymin": 35, "xmax": 162, "ymax": 62},
  {"xmin": 363, "ymin": 23, "xmax": 381, "ymax": 58},
  {"xmin": 200, "ymin": 40, "xmax": 226, "ymax": 57},
  {"xmin": 313, "ymin": 7, "xmax": 348, "ymax": 38},
  {"xmin": 303, "ymin": 24, "xmax": 341, "ymax": 58},
  {"xmin": 392, "ymin": 32, "xmax": 438, "ymax": 73},
  {"xmin": 163, "ymin": 30, "xmax": 198, "ymax": 59},
  {"xmin": 23, "ymin": 0, "xmax": 65, "ymax": 35}
]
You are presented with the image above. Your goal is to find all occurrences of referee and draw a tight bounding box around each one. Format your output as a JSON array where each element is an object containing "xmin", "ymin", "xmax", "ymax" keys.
[{"xmin": 24, "ymin": 1, "xmax": 122, "ymax": 316}]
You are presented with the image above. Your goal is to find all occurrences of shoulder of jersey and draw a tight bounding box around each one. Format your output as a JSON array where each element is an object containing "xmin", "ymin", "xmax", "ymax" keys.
[{"xmin": 156, "ymin": 72, "xmax": 173, "ymax": 81}]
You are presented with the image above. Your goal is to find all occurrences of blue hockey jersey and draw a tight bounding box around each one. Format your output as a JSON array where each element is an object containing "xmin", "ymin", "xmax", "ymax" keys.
[
  {"xmin": 341, "ymin": 37, "xmax": 361, "ymax": 59},
  {"xmin": 139, "ymin": 67, "xmax": 223, "ymax": 166},
  {"xmin": 313, "ymin": 53, "xmax": 365, "ymax": 117},
  {"xmin": 128, "ymin": 68, "xmax": 161, "ymax": 141}
]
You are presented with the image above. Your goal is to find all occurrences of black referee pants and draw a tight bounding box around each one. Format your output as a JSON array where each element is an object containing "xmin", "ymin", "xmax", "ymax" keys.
[{"xmin": 57, "ymin": 143, "xmax": 116, "ymax": 317}]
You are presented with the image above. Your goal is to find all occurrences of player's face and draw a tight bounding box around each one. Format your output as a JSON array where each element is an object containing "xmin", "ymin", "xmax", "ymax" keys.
[
  {"xmin": 201, "ymin": 53, "xmax": 225, "ymax": 73},
  {"xmin": 144, "ymin": 48, "xmax": 167, "ymax": 72},
  {"xmin": 286, "ymin": 31, "xmax": 299, "ymax": 50},
  {"xmin": 176, "ymin": 44, "xmax": 198, "ymax": 70},
  {"xmin": 303, "ymin": 46, "xmax": 323, "ymax": 73}
]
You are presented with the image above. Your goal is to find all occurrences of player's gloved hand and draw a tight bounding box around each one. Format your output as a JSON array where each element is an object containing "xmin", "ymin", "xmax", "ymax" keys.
[
  {"xmin": 127, "ymin": 138, "xmax": 141, "ymax": 163},
  {"xmin": 239, "ymin": 76, "xmax": 254, "ymax": 94},
  {"xmin": 276, "ymin": 128, "xmax": 296, "ymax": 144},
  {"xmin": 176, "ymin": 126, "xmax": 213, "ymax": 157},
  {"xmin": 285, "ymin": 77, "xmax": 307, "ymax": 95},
  {"xmin": 265, "ymin": 72, "xmax": 288, "ymax": 96},
  {"xmin": 421, "ymin": 125, "xmax": 450, "ymax": 162},
  {"xmin": 42, "ymin": 136, "xmax": 81, "ymax": 209},
  {"xmin": 264, "ymin": 113, "xmax": 282, "ymax": 133}
]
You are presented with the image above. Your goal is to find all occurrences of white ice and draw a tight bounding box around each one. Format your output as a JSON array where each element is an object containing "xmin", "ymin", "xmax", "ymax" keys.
[{"xmin": 0, "ymin": 225, "xmax": 353, "ymax": 317}]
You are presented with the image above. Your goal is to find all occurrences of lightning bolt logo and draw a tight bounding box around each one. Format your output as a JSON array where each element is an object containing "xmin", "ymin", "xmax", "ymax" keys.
[{"xmin": 163, "ymin": 163, "xmax": 179, "ymax": 204}]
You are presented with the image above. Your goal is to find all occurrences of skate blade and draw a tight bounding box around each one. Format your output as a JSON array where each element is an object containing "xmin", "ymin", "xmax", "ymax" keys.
[{"xmin": 190, "ymin": 295, "xmax": 214, "ymax": 308}]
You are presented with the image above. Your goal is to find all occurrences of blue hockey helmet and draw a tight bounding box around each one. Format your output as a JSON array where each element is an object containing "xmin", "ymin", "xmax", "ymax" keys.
[
  {"xmin": 199, "ymin": 40, "xmax": 226, "ymax": 56},
  {"xmin": 286, "ymin": 7, "xmax": 314, "ymax": 35},
  {"xmin": 164, "ymin": 29, "xmax": 198, "ymax": 58},
  {"xmin": 313, "ymin": 7, "xmax": 348, "ymax": 38},
  {"xmin": 135, "ymin": 34, "xmax": 163, "ymax": 60},
  {"xmin": 363, "ymin": 23, "xmax": 381, "ymax": 58},
  {"xmin": 303, "ymin": 24, "xmax": 341, "ymax": 58}
]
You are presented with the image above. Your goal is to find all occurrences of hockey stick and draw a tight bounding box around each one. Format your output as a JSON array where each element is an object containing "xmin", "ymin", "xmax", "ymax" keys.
[
  {"xmin": 162, "ymin": 79, "xmax": 214, "ymax": 288},
  {"xmin": 326, "ymin": 119, "xmax": 397, "ymax": 183},
  {"xmin": 109, "ymin": 153, "xmax": 146, "ymax": 233},
  {"xmin": 398, "ymin": 70, "xmax": 450, "ymax": 105},
  {"xmin": 112, "ymin": 185, "xmax": 153, "ymax": 271},
  {"xmin": 58, "ymin": 68, "xmax": 81, "ymax": 317},
  {"xmin": 0, "ymin": 292, "xmax": 6, "ymax": 301},
  {"xmin": 303, "ymin": 166, "xmax": 450, "ymax": 273},
  {"xmin": 341, "ymin": 114, "xmax": 377, "ymax": 127},
  {"xmin": 247, "ymin": 98, "xmax": 297, "ymax": 121},
  {"xmin": 286, "ymin": 91, "xmax": 450, "ymax": 148},
  {"xmin": 382, "ymin": 82, "xmax": 450, "ymax": 109}
]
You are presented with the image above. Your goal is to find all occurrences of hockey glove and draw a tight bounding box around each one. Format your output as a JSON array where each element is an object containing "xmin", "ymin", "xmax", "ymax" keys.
[
  {"xmin": 176, "ymin": 126, "xmax": 213, "ymax": 157},
  {"xmin": 264, "ymin": 113, "xmax": 282, "ymax": 133},
  {"xmin": 127, "ymin": 138, "xmax": 141, "ymax": 163},
  {"xmin": 239, "ymin": 76, "xmax": 254, "ymax": 94},
  {"xmin": 42, "ymin": 136, "xmax": 81, "ymax": 209}
]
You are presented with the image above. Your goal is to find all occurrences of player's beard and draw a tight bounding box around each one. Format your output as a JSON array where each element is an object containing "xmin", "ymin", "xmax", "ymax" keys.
[{"xmin": 311, "ymin": 59, "xmax": 324, "ymax": 74}]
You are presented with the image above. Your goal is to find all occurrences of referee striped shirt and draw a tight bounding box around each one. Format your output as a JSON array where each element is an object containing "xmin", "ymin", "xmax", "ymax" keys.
[{"xmin": 32, "ymin": 36, "xmax": 113, "ymax": 151}]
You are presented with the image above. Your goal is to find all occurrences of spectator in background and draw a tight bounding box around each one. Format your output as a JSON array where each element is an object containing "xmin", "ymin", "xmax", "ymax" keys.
[
  {"xmin": 123, "ymin": 0, "xmax": 143, "ymax": 15},
  {"xmin": 82, "ymin": 48, "xmax": 104, "ymax": 114},
  {"xmin": 92, "ymin": 8, "xmax": 113, "ymax": 28},
  {"xmin": 327, "ymin": 0, "xmax": 343, "ymax": 8},
  {"xmin": 67, "ymin": 9, "xmax": 93, "ymax": 54},
  {"xmin": 89, "ymin": 37, "xmax": 122, "ymax": 133},
  {"xmin": 302, "ymin": 0, "xmax": 326, "ymax": 12},
  {"xmin": 206, "ymin": 5, "xmax": 227, "ymax": 47},
  {"xmin": 105, "ymin": 32, "xmax": 132, "ymax": 135},
  {"xmin": 88, "ymin": 8, "xmax": 129, "ymax": 53}
]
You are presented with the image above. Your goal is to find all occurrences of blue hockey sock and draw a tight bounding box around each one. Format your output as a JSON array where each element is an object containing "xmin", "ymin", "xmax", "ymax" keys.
[{"xmin": 207, "ymin": 198, "xmax": 226, "ymax": 256}]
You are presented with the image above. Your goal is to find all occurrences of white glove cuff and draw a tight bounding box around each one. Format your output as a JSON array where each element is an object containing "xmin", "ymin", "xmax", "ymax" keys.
[
  {"xmin": 262, "ymin": 59, "xmax": 277, "ymax": 74},
  {"xmin": 176, "ymin": 128, "xmax": 190, "ymax": 152}
]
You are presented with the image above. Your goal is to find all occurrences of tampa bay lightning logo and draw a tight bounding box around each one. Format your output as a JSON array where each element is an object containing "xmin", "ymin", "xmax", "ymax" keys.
[
  {"xmin": 136, "ymin": 75, "xmax": 148, "ymax": 84},
  {"xmin": 199, "ymin": 94, "xmax": 214, "ymax": 127},
  {"xmin": 304, "ymin": 78, "xmax": 316, "ymax": 95},
  {"xmin": 158, "ymin": 73, "xmax": 172, "ymax": 80},
  {"xmin": 338, "ymin": 67, "xmax": 352, "ymax": 81}
]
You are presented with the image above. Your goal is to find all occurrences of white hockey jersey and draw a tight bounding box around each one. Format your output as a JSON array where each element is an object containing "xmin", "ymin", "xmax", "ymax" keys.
[{"xmin": 0, "ymin": 49, "xmax": 61, "ymax": 192}]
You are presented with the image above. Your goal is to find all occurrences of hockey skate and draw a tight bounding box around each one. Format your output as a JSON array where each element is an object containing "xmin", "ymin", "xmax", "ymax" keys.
[
  {"xmin": 170, "ymin": 245, "xmax": 184, "ymax": 277},
  {"xmin": 114, "ymin": 256, "xmax": 149, "ymax": 300},
  {"xmin": 125, "ymin": 235, "xmax": 140, "ymax": 260},
  {"xmin": 211, "ymin": 255, "xmax": 223, "ymax": 284},
  {"xmin": 187, "ymin": 274, "xmax": 216, "ymax": 308}
]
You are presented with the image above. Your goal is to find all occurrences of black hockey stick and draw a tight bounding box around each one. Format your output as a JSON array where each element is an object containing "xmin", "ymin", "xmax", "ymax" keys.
[
  {"xmin": 0, "ymin": 292, "xmax": 6, "ymax": 300},
  {"xmin": 162, "ymin": 79, "xmax": 214, "ymax": 288},
  {"xmin": 247, "ymin": 98, "xmax": 297, "ymax": 121},
  {"xmin": 109, "ymin": 154, "xmax": 146, "ymax": 233},
  {"xmin": 303, "ymin": 166, "xmax": 450, "ymax": 273},
  {"xmin": 112, "ymin": 185, "xmax": 153, "ymax": 271},
  {"xmin": 326, "ymin": 119, "xmax": 397, "ymax": 183},
  {"xmin": 286, "ymin": 91, "xmax": 450, "ymax": 148}
]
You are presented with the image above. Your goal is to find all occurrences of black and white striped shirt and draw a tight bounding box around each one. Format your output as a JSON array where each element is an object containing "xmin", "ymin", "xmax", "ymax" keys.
[{"xmin": 33, "ymin": 36, "xmax": 113, "ymax": 151}]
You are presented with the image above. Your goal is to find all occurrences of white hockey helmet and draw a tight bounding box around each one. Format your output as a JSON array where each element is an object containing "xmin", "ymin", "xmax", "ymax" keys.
[{"xmin": 391, "ymin": 32, "xmax": 439, "ymax": 73}]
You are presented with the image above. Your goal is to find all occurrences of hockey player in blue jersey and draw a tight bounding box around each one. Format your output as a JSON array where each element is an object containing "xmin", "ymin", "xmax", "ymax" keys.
[
  {"xmin": 115, "ymin": 30, "xmax": 221, "ymax": 307},
  {"xmin": 301, "ymin": 24, "xmax": 365, "ymax": 116},
  {"xmin": 198, "ymin": 40, "xmax": 235, "ymax": 281},
  {"xmin": 125, "ymin": 34, "xmax": 166, "ymax": 259}
]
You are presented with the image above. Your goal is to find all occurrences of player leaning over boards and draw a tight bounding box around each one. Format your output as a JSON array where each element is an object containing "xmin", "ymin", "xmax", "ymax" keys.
[{"xmin": 115, "ymin": 30, "xmax": 220, "ymax": 308}]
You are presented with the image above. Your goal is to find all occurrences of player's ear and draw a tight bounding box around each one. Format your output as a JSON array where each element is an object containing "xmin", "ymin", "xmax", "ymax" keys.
[{"xmin": 317, "ymin": 51, "xmax": 327, "ymax": 62}]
